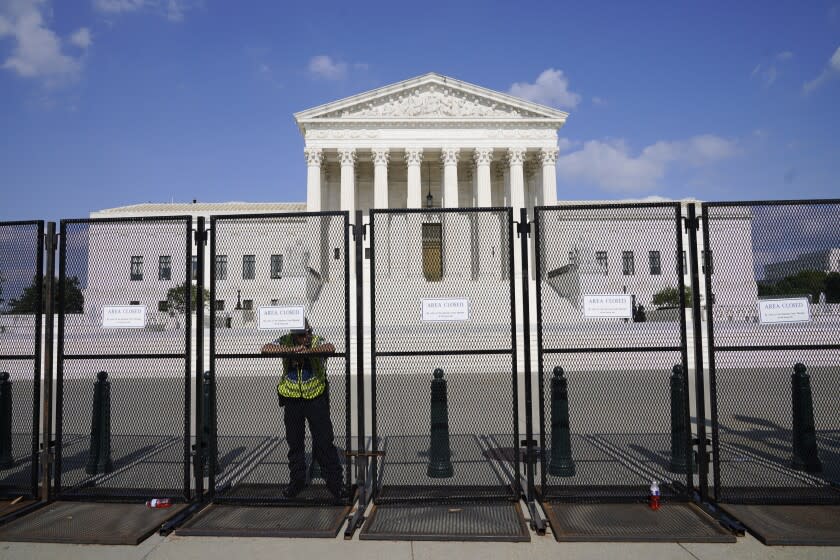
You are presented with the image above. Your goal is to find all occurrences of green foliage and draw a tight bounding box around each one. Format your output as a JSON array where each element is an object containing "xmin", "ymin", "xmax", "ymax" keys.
[
  {"xmin": 651, "ymin": 286, "xmax": 692, "ymax": 308},
  {"xmin": 757, "ymin": 269, "xmax": 838, "ymax": 302},
  {"xmin": 7, "ymin": 275, "xmax": 84, "ymax": 314},
  {"xmin": 165, "ymin": 282, "xmax": 210, "ymax": 314}
]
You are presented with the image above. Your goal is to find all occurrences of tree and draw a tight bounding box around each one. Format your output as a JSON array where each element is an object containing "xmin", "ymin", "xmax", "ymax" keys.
[
  {"xmin": 0, "ymin": 271, "xmax": 5, "ymax": 305},
  {"xmin": 823, "ymin": 272, "xmax": 840, "ymax": 303},
  {"xmin": 757, "ymin": 269, "xmax": 829, "ymax": 302},
  {"xmin": 7, "ymin": 275, "xmax": 84, "ymax": 314},
  {"xmin": 165, "ymin": 282, "xmax": 210, "ymax": 314},
  {"xmin": 651, "ymin": 286, "xmax": 692, "ymax": 308}
]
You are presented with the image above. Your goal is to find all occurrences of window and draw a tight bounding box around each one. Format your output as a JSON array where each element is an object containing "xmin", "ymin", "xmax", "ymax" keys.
[
  {"xmin": 158, "ymin": 256, "xmax": 171, "ymax": 281},
  {"xmin": 270, "ymin": 298, "xmax": 279, "ymax": 306},
  {"xmin": 130, "ymin": 256, "xmax": 143, "ymax": 281},
  {"xmin": 595, "ymin": 251, "xmax": 608, "ymax": 273},
  {"xmin": 158, "ymin": 300, "xmax": 169, "ymax": 312},
  {"xmin": 242, "ymin": 299, "xmax": 254, "ymax": 310},
  {"xmin": 421, "ymin": 223, "xmax": 443, "ymax": 282},
  {"xmin": 130, "ymin": 300, "xmax": 140, "ymax": 305},
  {"xmin": 568, "ymin": 250, "xmax": 577, "ymax": 267},
  {"xmin": 191, "ymin": 255, "xmax": 199, "ymax": 280},
  {"xmin": 622, "ymin": 251, "xmax": 635, "ymax": 275},
  {"xmin": 242, "ymin": 255, "xmax": 255, "ymax": 280},
  {"xmin": 649, "ymin": 251, "xmax": 661, "ymax": 275},
  {"xmin": 270, "ymin": 254, "xmax": 283, "ymax": 279},
  {"xmin": 215, "ymin": 255, "xmax": 228, "ymax": 281},
  {"xmin": 215, "ymin": 300, "xmax": 225, "ymax": 311}
]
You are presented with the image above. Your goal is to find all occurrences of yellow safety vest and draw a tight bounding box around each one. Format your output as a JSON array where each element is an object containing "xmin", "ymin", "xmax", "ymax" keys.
[{"xmin": 276, "ymin": 334, "xmax": 328, "ymax": 399}]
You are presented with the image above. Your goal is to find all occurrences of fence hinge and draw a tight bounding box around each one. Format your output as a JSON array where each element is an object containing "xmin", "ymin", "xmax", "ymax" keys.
[
  {"xmin": 194, "ymin": 228, "xmax": 207, "ymax": 246},
  {"xmin": 516, "ymin": 220, "xmax": 532, "ymax": 238},
  {"xmin": 684, "ymin": 216, "xmax": 699, "ymax": 232},
  {"xmin": 351, "ymin": 223, "xmax": 367, "ymax": 241}
]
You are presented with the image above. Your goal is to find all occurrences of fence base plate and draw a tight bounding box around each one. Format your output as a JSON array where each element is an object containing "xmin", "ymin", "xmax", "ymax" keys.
[
  {"xmin": 0, "ymin": 499, "xmax": 37, "ymax": 521},
  {"xmin": 0, "ymin": 501, "xmax": 186, "ymax": 544},
  {"xmin": 543, "ymin": 502, "xmax": 734, "ymax": 543},
  {"xmin": 176, "ymin": 504, "xmax": 350, "ymax": 538},
  {"xmin": 720, "ymin": 504, "xmax": 840, "ymax": 546},
  {"xmin": 359, "ymin": 502, "xmax": 529, "ymax": 542}
]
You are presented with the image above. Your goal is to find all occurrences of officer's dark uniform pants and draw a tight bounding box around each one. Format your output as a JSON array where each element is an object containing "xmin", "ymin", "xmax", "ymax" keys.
[{"xmin": 282, "ymin": 390, "xmax": 343, "ymax": 492}]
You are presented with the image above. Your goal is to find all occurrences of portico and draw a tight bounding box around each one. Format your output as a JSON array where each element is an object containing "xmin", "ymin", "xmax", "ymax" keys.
[{"xmin": 294, "ymin": 73, "xmax": 567, "ymax": 215}]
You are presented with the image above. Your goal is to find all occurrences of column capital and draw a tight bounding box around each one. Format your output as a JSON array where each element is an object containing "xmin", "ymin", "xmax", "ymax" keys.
[
  {"xmin": 304, "ymin": 147, "xmax": 323, "ymax": 167},
  {"xmin": 473, "ymin": 148, "xmax": 494, "ymax": 166},
  {"xmin": 440, "ymin": 147, "xmax": 460, "ymax": 166},
  {"xmin": 506, "ymin": 147, "xmax": 526, "ymax": 166},
  {"xmin": 405, "ymin": 148, "xmax": 424, "ymax": 166},
  {"xmin": 338, "ymin": 148, "xmax": 357, "ymax": 167},
  {"xmin": 539, "ymin": 147, "xmax": 559, "ymax": 165},
  {"xmin": 371, "ymin": 148, "xmax": 390, "ymax": 166}
]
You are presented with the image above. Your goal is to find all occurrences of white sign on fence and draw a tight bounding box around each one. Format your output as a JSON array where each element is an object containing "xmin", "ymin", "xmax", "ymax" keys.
[
  {"xmin": 583, "ymin": 294, "xmax": 633, "ymax": 319},
  {"xmin": 421, "ymin": 298, "xmax": 471, "ymax": 322},
  {"xmin": 758, "ymin": 298, "xmax": 811, "ymax": 324},
  {"xmin": 102, "ymin": 305, "xmax": 146, "ymax": 328},
  {"xmin": 258, "ymin": 305, "xmax": 306, "ymax": 330}
]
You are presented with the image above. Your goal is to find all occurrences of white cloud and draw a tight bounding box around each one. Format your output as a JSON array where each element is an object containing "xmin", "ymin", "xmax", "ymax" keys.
[
  {"xmin": 92, "ymin": 0, "xmax": 194, "ymax": 21},
  {"xmin": 308, "ymin": 55, "xmax": 347, "ymax": 80},
  {"xmin": 92, "ymin": 0, "xmax": 147, "ymax": 13},
  {"xmin": 508, "ymin": 68, "xmax": 580, "ymax": 108},
  {"xmin": 751, "ymin": 51, "xmax": 793, "ymax": 88},
  {"xmin": 803, "ymin": 45, "xmax": 840, "ymax": 93},
  {"xmin": 556, "ymin": 135, "xmax": 738, "ymax": 193},
  {"xmin": 70, "ymin": 27, "xmax": 92, "ymax": 49},
  {"xmin": 0, "ymin": 1, "xmax": 86, "ymax": 85}
]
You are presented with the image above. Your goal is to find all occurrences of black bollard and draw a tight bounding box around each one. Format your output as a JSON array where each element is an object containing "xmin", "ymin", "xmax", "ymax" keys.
[
  {"xmin": 427, "ymin": 368, "xmax": 453, "ymax": 478},
  {"xmin": 0, "ymin": 372, "xmax": 13, "ymax": 469},
  {"xmin": 85, "ymin": 371, "xmax": 113, "ymax": 475},
  {"xmin": 791, "ymin": 363, "xmax": 822, "ymax": 473},
  {"xmin": 548, "ymin": 367, "xmax": 576, "ymax": 477},
  {"xmin": 669, "ymin": 364, "xmax": 694, "ymax": 473}
]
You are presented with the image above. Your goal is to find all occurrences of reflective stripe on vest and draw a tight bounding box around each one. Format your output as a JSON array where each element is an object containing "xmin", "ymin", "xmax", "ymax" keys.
[{"xmin": 276, "ymin": 334, "xmax": 327, "ymax": 400}]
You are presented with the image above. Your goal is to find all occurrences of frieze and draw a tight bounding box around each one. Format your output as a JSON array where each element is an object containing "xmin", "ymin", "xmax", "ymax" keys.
[{"xmin": 321, "ymin": 84, "xmax": 544, "ymax": 119}]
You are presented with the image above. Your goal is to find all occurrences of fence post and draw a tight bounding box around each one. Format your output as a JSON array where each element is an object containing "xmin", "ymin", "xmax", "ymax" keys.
[
  {"xmin": 427, "ymin": 368, "xmax": 453, "ymax": 478},
  {"xmin": 791, "ymin": 363, "xmax": 822, "ymax": 473}
]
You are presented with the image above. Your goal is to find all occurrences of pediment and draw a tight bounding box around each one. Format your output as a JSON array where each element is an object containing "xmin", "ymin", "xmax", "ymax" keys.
[{"xmin": 295, "ymin": 73, "xmax": 568, "ymax": 124}]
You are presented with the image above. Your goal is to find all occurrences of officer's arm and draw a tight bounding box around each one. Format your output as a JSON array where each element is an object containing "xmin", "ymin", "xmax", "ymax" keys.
[
  {"xmin": 304, "ymin": 338, "xmax": 335, "ymax": 354},
  {"xmin": 261, "ymin": 339, "xmax": 304, "ymax": 354}
]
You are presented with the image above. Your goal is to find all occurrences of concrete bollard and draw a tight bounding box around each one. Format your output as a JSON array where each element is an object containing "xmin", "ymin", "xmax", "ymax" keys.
[
  {"xmin": 791, "ymin": 363, "xmax": 822, "ymax": 473},
  {"xmin": 0, "ymin": 372, "xmax": 13, "ymax": 469},
  {"xmin": 669, "ymin": 364, "xmax": 694, "ymax": 474},
  {"xmin": 548, "ymin": 367, "xmax": 576, "ymax": 477},
  {"xmin": 85, "ymin": 371, "xmax": 113, "ymax": 475},
  {"xmin": 427, "ymin": 368, "xmax": 453, "ymax": 478}
]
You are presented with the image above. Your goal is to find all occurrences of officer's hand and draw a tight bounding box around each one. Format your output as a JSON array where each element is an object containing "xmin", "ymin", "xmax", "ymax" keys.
[{"xmin": 261, "ymin": 343, "xmax": 281, "ymax": 354}]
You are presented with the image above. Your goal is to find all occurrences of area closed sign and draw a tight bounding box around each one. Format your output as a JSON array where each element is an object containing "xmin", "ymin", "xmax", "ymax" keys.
[
  {"xmin": 421, "ymin": 298, "xmax": 471, "ymax": 322},
  {"xmin": 583, "ymin": 295, "xmax": 632, "ymax": 319},
  {"xmin": 758, "ymin": 298, "xmax": 811, "ymax": 324},
  {"xmin": 258, "ymin": 306, "xmax": 306, "ymax": 330},
  {"xmin": 102, "ymin": 305, "xmax": 146, "ymax": 328}
]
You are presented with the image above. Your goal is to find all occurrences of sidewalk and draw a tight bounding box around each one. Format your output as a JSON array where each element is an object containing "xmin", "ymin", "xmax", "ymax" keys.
[{"xmin": 2, "ymin": 526, "xmax": 838, "ymax": 560}]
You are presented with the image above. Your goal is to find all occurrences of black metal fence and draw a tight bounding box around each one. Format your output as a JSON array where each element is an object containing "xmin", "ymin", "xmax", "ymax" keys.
[
  {"xmin": 369, "ymin": 207, "xmax": 520, "ymax": 503},
  {"xmin": 533, "ymin": 203, "xmax": 693, "ymax": 503},
  {"xmin": 55, "ymin": 217, "xmax": 193, "ymax": 501},
  {"xmin": 703, "ymin": 200, "xmax": 840, "ymax": 505},
  {"xmin": 0, "ymin": 221, "xmax": 44, "ymax": 499},
  {"xmin": 207, "ymin": 212, "xmax": 351, "ymax": 505}
]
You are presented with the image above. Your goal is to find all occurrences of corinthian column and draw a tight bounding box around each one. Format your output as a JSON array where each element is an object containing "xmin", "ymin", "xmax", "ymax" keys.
[
  {"xmin": 405, "ymin": 148, "xmax": 423, "ymax": 208},
  {"xmin": 540, "ymin": 147, "xmax": 559, "ymax": 206},
  {"xmin": 338, "ymin": 148, "xmax": 357, "ymax": 215},
  {"xmin": 473, "ymin": 148, "xmax": 493, "ymax": 207},
  {"xmin": 304, "ymin": 147, "xmax": 323, "ymax": 212},
  {"xmin": 441, "ymin": 147, "xmax": 460, "ymax": 208},
  {"xmin": 372, "ymin": 148, "xmax": 390, "ymax": 209},
  {"xmin": 507, "ymin": 148, "xmax": 526, "ymax": 211}
]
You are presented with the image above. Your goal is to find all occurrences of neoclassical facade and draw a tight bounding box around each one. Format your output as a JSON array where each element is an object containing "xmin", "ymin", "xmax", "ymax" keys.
[{"xmin": 294, "ymin": 73, "xmax": 567, "ymax": 215}]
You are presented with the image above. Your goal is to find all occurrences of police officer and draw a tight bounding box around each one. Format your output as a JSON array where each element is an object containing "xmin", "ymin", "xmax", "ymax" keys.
[{"xmin": 262, "ymin": 320, "xmax": 345, "ymax": 499}]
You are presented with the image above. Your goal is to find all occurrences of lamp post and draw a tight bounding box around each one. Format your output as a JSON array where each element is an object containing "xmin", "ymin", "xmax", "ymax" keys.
[{"xmin": 425, "ymin": 162, "xmax": 433, "ymax": 208}]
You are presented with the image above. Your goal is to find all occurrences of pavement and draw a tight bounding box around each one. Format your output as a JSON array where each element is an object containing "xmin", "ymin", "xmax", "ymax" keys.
[{"xmin": 1, "ymin": 518, "xmax": 839, "ymax": 560}]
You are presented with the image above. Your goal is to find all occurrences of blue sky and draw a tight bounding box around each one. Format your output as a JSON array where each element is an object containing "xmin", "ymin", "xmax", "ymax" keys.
[{"xmin": 0, "ymin": 0, "xmax": 838, "ymax": 223}]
